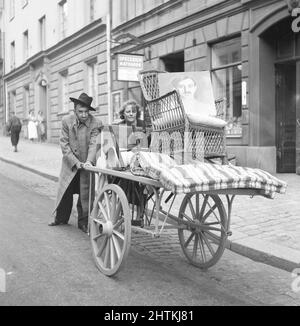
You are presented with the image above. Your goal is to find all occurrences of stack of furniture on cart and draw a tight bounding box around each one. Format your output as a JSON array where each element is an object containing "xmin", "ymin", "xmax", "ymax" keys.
[{"xmin": 138, "ymin": 69, "xmax": 228, "ymax": 164}]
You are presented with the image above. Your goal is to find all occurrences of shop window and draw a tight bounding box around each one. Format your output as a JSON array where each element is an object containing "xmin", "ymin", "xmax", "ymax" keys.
[
  {"xmin": 160, "ymin": 52, "xmax": 184, "ymax": 72},
  {"xmin": 211, "ymin": 38, "xmax": 242, "ymax": 137}
]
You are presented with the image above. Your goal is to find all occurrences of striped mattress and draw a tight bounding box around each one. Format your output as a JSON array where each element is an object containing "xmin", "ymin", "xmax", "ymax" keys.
[{"xmin": 130, "ymin": 152, "xmax": 287, "ymax": 199}]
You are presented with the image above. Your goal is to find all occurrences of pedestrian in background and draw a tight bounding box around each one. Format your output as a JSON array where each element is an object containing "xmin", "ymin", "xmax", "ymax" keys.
[
  {"xmin": 27, "ymin": 110, "xmax": 38, "ymax": 142},
  {"xmin": 37, "ymin": 111, "xmax": 46, "ymax": 142},
  {"xmin": 7, "ymin": 113, "xmax": 22, "ymax": 152},
  {"xmin": 49, "ymin": 93, "xmax": 102, "ymax": 234}
]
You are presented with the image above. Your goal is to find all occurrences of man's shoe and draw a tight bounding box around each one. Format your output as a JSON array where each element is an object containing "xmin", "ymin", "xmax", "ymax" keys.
[
  {"xmin": 79, "ymin": 225, "xmax": 88, "ymax": 233},
  {"xmin": 48, "ymin": 221, "xmax": 68, "ymax": 226},
  {"xmin": 131, "ymin": 219, "xmax": 144, "ymax": 228}
]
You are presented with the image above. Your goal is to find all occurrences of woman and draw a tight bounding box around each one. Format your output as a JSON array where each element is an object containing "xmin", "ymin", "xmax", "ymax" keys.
[
  {"xmin": 116, "ymin": 100, "xmax": 144, "ymax": 127},
  {"xmin": 37, "ymin": 111, "xmax": 46, "ymax": 142},
  {"xmin": 96, "ymin": 100, "xmax": 148, "ymax": 226},
  {"xmin": 27, "ymin": 110, "xmax": 38, "ymax": 142}
]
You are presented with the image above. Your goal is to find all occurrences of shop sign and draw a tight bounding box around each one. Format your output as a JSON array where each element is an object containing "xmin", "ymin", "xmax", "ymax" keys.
[{"xmin": 116, "ymin": 53, "xmax": 144, "ymax": 82}]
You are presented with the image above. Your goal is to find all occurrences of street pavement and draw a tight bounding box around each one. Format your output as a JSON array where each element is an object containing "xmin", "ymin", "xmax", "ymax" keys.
[
  {"xmin": 0, "ymin": 136, "xmax": 300, "ymax": 273},
  {"xmin": 0, "ymin": 163, "xmax": 299, "ymax": 306}
]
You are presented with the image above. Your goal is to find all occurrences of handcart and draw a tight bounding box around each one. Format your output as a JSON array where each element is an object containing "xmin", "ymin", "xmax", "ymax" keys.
[
  {"xmin": 85, "ymin": 69, "xmax": 285, "ymax": 276},
  {"xmin": 85, "ymin": 163, "xmax": 268, "ymax": 276}
]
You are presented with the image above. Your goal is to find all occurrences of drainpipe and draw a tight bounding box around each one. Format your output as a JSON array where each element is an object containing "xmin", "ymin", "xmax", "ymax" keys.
[{"xmin": 106, "ymin": 0, "xmax": 112, "ymax": 124}]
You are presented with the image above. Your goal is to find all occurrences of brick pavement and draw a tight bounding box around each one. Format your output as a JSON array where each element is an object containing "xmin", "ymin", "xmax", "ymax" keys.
[{"xmin": 0, "ymin": 135, "xmax": 300, "ymax": 272}]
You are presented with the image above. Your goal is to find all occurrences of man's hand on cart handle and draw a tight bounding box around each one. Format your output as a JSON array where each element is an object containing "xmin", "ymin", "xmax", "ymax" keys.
[{"xmin": 83, "ymin": 161, "xmax": 93, "ymax": 169}]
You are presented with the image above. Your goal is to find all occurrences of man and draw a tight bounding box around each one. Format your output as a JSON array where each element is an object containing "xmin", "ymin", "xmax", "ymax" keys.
[
  {"xmin": 7, "ymin": 113, "xmax": 22, "ymax": 152},
  {"xmin": 176, "ymin": 76, "xmax": 217, "ymax": 117},
  {"xmin": 49, "ymin": 93, "xmax": 102, "ymax": 233}
]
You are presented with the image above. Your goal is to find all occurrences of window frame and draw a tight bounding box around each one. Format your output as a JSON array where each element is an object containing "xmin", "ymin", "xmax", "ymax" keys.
[
  {"xmin": 10, "ymin": 41, "xmax": 16, "ymax": 70},
  {"xmin": 59, "ymin": 70, "xmax": 69, "ymax": 113},
  {"xmin": 39, "ymin": 15, "xmax": 46, "ymax": 51},
  {"xmin": 59, "ymin": 0, "xmax": 68, "ymax": 39},
  {"xmin": 23, "ymin": 85, "xmax": 30, "ymax": 119},
  {"xmin": 23, "ymin": 30, "xmax": 29, "ymax": 61},
  {"xmin": 86, "ymin": 60, "xmax": 99, "ymax": 107},
  {"xmin": 210, "ymin": 37, "xmax": 243, "ymax": 138},
  {"xmin": 9, "ymin": 90, "xmax": 17, "ymax": 115}
]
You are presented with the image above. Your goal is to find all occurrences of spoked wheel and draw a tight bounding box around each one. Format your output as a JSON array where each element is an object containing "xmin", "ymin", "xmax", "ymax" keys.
[
  {"xmin": 90, "ymin": 184, "xmax": 131, "ymax": 276},
  {"xmin": 178, "ymin": 193, "xmax": 228, "ymax": 269}
]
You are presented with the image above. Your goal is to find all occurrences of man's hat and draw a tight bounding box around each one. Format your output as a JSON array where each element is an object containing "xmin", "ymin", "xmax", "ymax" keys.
[{"xmin": 70, "ymin": 93, "xmax": 96, "ymax": 111}]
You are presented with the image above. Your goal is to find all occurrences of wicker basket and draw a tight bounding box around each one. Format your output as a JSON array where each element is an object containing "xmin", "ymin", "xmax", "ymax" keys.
[{"xmin": 138, "ymin": 70, "xmax": 227, "ymax": 164}]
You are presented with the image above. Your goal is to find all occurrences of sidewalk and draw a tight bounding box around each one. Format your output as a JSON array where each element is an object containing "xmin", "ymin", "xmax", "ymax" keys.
[{"xmin": 0, "ymin": 136, "xmax": 300, "ymax": 272}]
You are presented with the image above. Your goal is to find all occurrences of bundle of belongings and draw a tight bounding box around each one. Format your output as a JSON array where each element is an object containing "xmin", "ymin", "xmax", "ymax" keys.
[{"xmin": 129, "ymin": 152, "xmax": 287, "ymax": 199}]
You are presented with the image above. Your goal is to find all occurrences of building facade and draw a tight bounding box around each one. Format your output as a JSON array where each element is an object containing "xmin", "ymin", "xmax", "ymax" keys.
[
  {"xmin": 1, "ymin": 0, "xmax": 109, "ymax": 142},
  {"xmin": 110, "ymin": 0, "xmax": 299, "ymax": 174},
  {"xmin": 0, "ymin": 0, "xmax": 5, "ymax": 135}
]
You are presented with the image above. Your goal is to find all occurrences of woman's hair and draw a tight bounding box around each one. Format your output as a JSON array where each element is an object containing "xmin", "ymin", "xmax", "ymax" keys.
[{"xmin": 119, "ymin": 100, "xmax": 141, "ymax": 120}]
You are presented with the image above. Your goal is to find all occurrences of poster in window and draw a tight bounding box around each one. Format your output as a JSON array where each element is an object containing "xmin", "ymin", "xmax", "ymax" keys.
[
  {"xmin": 112, "ymin": 90, "xmax": 123, "ymax": 123},
  {"xmin": 158, "ymin": 71, "xmax": 217, "ymax": 117}
]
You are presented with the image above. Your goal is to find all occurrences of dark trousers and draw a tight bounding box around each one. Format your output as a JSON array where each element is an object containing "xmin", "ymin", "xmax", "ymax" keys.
[{"xmin": 55, "ymin": 172, "xmax": 87, "ymax": 228}]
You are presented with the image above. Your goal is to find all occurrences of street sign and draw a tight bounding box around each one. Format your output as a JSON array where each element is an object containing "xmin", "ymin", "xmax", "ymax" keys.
[{"xmin": 116, "ymin": 53, "xmax": 144, "ymax": 82}]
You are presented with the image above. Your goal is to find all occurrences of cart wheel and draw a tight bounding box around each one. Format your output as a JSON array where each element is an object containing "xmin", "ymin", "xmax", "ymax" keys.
[
  {"xmin": 178, "ymin": 194, "xmax": 227, "ymax": 269},
  {"xmin": 90, "ymin": 184, "xmax": 131, "ymax": 276}
]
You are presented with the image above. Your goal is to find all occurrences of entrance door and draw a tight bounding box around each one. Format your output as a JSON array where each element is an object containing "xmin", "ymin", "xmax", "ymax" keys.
[
  {"xmin": 39, "ymin": 84, "xmax": 48, "ymax": 140},
  {"xmin": 275, "ymin": 63, "xmax": 296, "ymax": 173}
]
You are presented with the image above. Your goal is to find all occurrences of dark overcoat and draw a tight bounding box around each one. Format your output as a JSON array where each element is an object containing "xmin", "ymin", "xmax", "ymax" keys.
[{"xmin": 54, "ymin": 113, "xmax": 102, "ymax": 216}]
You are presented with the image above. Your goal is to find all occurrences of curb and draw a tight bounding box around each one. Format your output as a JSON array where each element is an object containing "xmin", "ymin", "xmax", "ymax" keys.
[
  {"xmin": 1, "ymin": 156, "xmax": 299, "ymax": 273},
  {"xmin": 0, "ymin": 157, "xmax": 59, "ymax": 182},
  {"xmin": 227, "ymin": 231, "xmax": 300, "ymax": 273}
]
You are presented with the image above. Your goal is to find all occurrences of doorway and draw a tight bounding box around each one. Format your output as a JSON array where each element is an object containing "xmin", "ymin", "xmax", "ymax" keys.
[
  {"xmin": 39, "ymin": 84, "xmax": 48, "ymax": 141},
  {"xmin": 275, "ymin": 63, "xmax": 296, "ymax": 173}
]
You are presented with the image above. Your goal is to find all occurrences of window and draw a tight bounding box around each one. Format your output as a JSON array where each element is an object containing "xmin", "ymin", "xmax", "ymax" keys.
[
  {"xmin": 59, "ymin": 0, "xmax": 68, "ymax": 39},
  {"xmin": 60, "ymin": 71, "xmax": 69, "ymax": 112},
  {"xmin": 9, "ymin": 91, "xmax": 16, "ymax": 115},
  {"xmin": 23, "ymin": 30, "xmax": 29, "ymax": 60},
  {"xmin": 39, "ymin": 16, "xmax": 46, "ymax": 51},
  {"xmin": 87, "ymin": 62, "xmax": 98, "ymax": 107},
  {"xmin": 10, "ymin": 41, "xmax": 15, "ymax": 69},
  {"xmin": 24, "ymin": 86, "xmax": 30, "ymax": 118},
  {"xmin": 211, "ymin": 38, "xmax": 242, "ymax": 137},
  {"xmin": 90, "ymin": 0, "xmax": 95, "ymax": 22},
  {"xmin": 10, "ymin": 0, "xmax": 15, "ymax": 20},
  {"xmin": 160, "ymin": 52, "xmax": 185, "ymax": 72}
]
